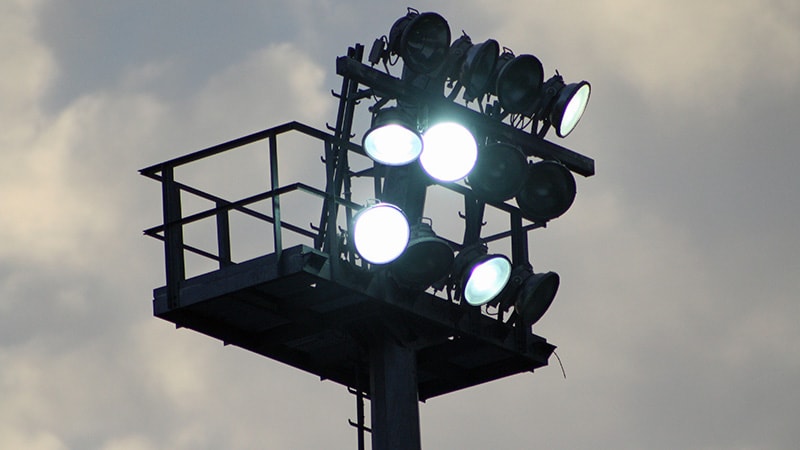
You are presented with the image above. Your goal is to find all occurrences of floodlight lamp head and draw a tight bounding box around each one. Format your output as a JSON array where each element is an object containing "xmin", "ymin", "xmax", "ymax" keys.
[
  {"xmin": 352, "ymin": 202, "xmax": 410, "ymax": 265},
  {"xmin": 453, "ymin": 243, "xmax": 512, "ymax": 307},
  {"xmin": 441, "ymin": 34, "xmax": 473, "ymax": 81},
  {"xmin": 467, "ymin": 143, "xmax": 527, "ymax": 203},
  {"xmin": 389, "ymin": 219, "xmax": 454, "ymax": 290},
  {"xmin": 551, "ymin": 81, "xmax": 591, "ymax": 138},
  {"xmin": 460, "ymin": 39, "xmax": 500, "ymax": 101},
  {"xmin": 494, "ymin": 53, "xmax": 545, "ymax": 114},
  {"xmin": 363, "ymin": 107, "xmax": 423, "ymax": 166},
  {"xmin": 515, "ymin": 271, "xmax": 559, "ymax": 326},
  {"xmin": 388, "ymin": 10, "xmax": 451, "ymax": 74},
  {"xmin": 495, "ymin": 265, "xmax": 559, "ymax": 327},
  {"xmin": 420, "ymin": 121, "xmax": 477, "ymax": 182},
  {"xmin": 515, "ymin": 160, "xmax": 576, "ymax": 223}
]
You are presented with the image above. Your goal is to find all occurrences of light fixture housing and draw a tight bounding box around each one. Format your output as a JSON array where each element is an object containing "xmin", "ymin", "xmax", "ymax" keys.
[
  {"xmin": 515, "ymin": 160, "xmax": 576, "ymax": 222},
  {"xmin": 467, "ymin": 142, "xmax": 528, "ymax": 203},
  {"xmin": 362, "ymin": 108, "xmax": 423, "ymax": 166},
  {"xmin": 420, "ymin": 121, "xmax": 478, "ymax": 182},
  {"xmin": 515, "ymin": 271, "xmax": 559, "ymax": 326},
  {"xmin": 494, "ymin": 53, "xmax": 544, "ymax": 114},
  {"xmin": 442, "ymin": 35, "xmax": 500, "ymax": 102},
  {"xmin": 497, "ymin": 265, "xmax": 559, "ymax": 327},
  {"xmin": 388, "ymin": 10, "xmax": 451, "ymax": 74},
  {"xmin": 459, "ymin": 38, "xmax": 500, "ymax": 101},
  {"xmin": 352, "ymin": 202, "xmax": 410, "ymax": 265},
  {"xmin": 389, "ymin": 219, "xmax": 454, "ymax": 290},
  {"xmin": 551, "ymin": 81, "xmax": 591, "ymax": 138},
  {"xmin": 453, "ymin": 243, "xmax": 512, "ymax": 307}
]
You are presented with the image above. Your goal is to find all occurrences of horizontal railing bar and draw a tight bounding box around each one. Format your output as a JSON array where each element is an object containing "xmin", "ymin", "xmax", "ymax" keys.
[
  {"xmin": 140, "ymin": 121, "xmax": 368, "ymax": 177},
  {"xmin": 143, "ymin": 182, "xmax": 363, "ymax": 237},
  {"xmin": 143, "ymin": 230, "xmax": 225, "ymax": 262},
  {"xmin": 152, "ymin": 180, "xmax": 314, "ymax": 238}
]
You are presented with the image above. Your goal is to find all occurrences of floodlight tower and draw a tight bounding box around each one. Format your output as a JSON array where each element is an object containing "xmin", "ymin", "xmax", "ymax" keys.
[{"xmin": 142, "ymin": 8, "xmax": 594, "ymax": 450}]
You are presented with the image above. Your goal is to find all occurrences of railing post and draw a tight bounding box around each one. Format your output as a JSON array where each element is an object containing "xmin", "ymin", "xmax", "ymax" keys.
[
  {"xmin": 161, "ymin": 166, "xmax": 185, "ymax": 309},
  {"xmin": 216, "ymin": 201, "xmax": 233, "ymax": 268},
  {"xmin": 269, "ymin": 134, "xmax": 283, "ymax": 259}
]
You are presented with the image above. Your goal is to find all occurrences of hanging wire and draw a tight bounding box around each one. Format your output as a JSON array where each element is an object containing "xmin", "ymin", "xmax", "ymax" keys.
[{"xmin": 553, "ymin": 350, "xmax": 567, "ymax": 379}]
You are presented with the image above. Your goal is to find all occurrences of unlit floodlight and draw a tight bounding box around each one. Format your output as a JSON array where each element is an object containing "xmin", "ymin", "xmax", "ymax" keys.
[
  {"xmin": 389, "ymin": 10, "xmax": 451, "ymax": 74},
  {"xmin": 494, "ymin": 53, "xmax": 544, "ymax": 114},
  {"xmin": 515, "ymin": 160, "xmax": 576, "ymax": 222},
  {"xmin": 468, "ymin": 142, "xmax": 527, "ymax": 203},
  {"xmin": 497, "ymin": 265, "xmax": 560, "ymax": 327},
  {"xmin": 390, "ymin": 219, "xmax": 454, "ymax": 290}
]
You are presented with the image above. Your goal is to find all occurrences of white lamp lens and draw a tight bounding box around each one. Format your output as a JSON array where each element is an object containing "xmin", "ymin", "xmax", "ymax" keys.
[
  {"xmin": 364, "ymin": 124, "xmax": 423, "ymax": 166},
  {"xmin": 464, "ymin": 256, "xmax": 511, "ymax": 306},
  {"xmin": 353, "ymin": 204, "xmax": 410, "ymax": 264},
  {"xmin": 559, "ymin": 83, "xmax": 590, "ymax": 137},
  {"xmin": 420, "ymin": 122, "xmax": 477, "ymax": 182}
]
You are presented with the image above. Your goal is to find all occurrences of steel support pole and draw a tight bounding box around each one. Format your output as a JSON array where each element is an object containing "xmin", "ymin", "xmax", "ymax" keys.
[{"xmin": 369, "ymin": 336, "xmax": 421, "ymax": 450}]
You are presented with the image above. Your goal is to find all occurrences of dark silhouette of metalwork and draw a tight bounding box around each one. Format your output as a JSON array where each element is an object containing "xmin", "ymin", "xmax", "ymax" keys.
[{"xmin": 142, "ymin": 34, "xmax": 593, "ymax": 450}]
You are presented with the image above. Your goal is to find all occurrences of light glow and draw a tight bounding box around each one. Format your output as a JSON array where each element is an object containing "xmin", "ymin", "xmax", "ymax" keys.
[
  {"xmin": 420, "ymin": 122, "xmax": 477, "ymax": 182},
  {"xmin": 353, "ymin": 203, "xmax": 410, "ymax": 264},
  {"xmin": 363, "ymin": 124, "xmax": 423, "ymax": 166},
  {"xmin": 464, "ymin": 256, "xmax": 512, "ymax": 306},
  {"xmin": 556, "ymin": 82, "xmax": 590, "ymax": 137}
]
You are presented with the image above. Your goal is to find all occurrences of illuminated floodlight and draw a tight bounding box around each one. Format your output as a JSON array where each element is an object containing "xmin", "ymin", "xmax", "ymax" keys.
[
  {"xmin": 389, "ymin": 10, "xmax": 451, "ymax": 74},
  {"xmin": 551, "ymin": 81, "xmax": 591, "ymax": 138},
  {"xmin": 464, "ymin": 255, "xmax": 512, "ymax": 306},
  {"xmin": 453, "ymin": 244, "xmax": 512, "ymax": 307},
  {"xmin": 420, "ymin": 122, "xmax": 477, "ymax": 182},
  {"xmin": 353, "ymin": 202, "xmax": 410, "ymax": 264},
  {"xmin": 363, "ymin": 108, "xmax": 422, "ymax": 166}
]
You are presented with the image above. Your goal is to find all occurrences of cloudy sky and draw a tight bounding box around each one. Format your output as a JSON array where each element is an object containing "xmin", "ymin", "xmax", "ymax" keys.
[{"xmin": 2, "ymin": 0, "xmax": 799, "ymax": 448}]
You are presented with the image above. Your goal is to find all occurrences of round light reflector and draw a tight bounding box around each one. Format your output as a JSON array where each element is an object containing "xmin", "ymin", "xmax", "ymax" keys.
[
  {"xmin": 353, "ymin": 203, "xmax": 410, "ymax": 264},
  {"xmin": 363, "ymin": 123, "xmax": 423, "ymax": 166},
  {"xmin": 552, "ymin": 81, "xmax": 590, "ymax": 138},
  {"xmin": 464, "ymin": 255, "xmax": 512, "ymax": 306},
  {"xmin": 420, "ymin": 122, "xmax": 477, "ymax": 182}
]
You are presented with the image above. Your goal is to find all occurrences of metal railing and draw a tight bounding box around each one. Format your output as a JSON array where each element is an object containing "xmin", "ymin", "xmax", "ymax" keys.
[{"xmin": 141, "ymin": 121, "xmax": 367, "ymax": 307}]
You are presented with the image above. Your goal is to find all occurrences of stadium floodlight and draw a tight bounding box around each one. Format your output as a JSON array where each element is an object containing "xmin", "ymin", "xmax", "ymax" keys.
[
  {"xmin": 389, "ymin": 219, "xmax": 454, "ymax": 290},
  {"xmin": 515, "ymin": 160, "xmax": 576, "ymax": 222},
  {"xmin": 388, "ymin": 9, "xmax": 451, "ymax": 74},
  {"xmin": 353, "ymin": 202, "xmax": 410, "ymax": 264},
  {"xmin": 497, "ymin": 265, "xmax": 560, "ymax": 327},
  {"xmin": 419, "ymin": 122, "xmax": 478, "ymax": 182},
  {"xmin": 453, "ymin": 243, "xmax": 512, "ymax": 307},
  {"xmin": 551, "ymin": 81, "xmax": 591, "ymax": 138},
  {"xmin": 493, "ymin": 53, "xmax": 545, "ymax": 114},
  {"xmin": 467, "ymin": 142, "xmax": 528, "ymax": 203},
  {"xmin": 363, "ymin": 107, "xmax": 423, "ymax": 166},
  {"xmin": 441, "ymin": 33, "xmax": 500, "ymax": 102}
]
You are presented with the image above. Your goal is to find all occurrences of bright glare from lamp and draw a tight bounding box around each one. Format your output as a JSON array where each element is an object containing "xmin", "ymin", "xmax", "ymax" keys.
[
  {"xmin": 363, "ymin": 124, "xmax": 423, "ymax": 166},
  {"xmin": 420, "ymin": 122, "xmax": 477, "ymax": 182},
  {"xmin": 353, "ymin": 203, "xmax": 410, "ymax": 264},
  {"xmin": 557, "ymin": 82, "xmax": 590, "ymax": 137},
  {"xmin": 464, "ymin": 256, "xmax": 512, "ymax": 306}
]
